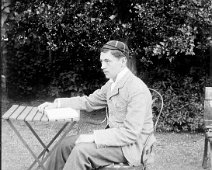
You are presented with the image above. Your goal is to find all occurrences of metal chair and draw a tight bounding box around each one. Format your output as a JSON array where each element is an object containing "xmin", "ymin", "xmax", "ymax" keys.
[{"xmin": 97, "ymin": 88, "xmax": 164, "ymax": 170}]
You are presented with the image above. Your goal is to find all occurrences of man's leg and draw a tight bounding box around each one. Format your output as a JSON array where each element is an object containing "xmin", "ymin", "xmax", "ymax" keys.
[
  {"xmin": 45, "ymin": 135, "xmax": 79, "ymax": 170},
  {"xmin": 63, "ymin": 142, "xmax": 127, "ymax": 170}
]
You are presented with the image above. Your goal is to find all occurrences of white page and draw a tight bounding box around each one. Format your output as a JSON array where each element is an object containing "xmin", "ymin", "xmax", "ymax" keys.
[{"xmin": 44, "ymin": 108, "xmax": 80, "ymax": 121}]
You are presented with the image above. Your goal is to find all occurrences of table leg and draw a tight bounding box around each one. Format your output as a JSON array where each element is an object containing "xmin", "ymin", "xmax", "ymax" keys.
[
  {"xmin": 28, "ymin": 122, "xmax": 71, "ymax": 169},
  {"xmin": 6, "ymin": 119, "xmax": 47, "ymax": 170},
  {"xmin": 203, "ymin": 135, "xmax": 209, "ymax": 169},
  {"xmin": 34, "ymin": 121, "xmax": 77, "ymax": 170},
  {"xmin": 25, "ymin": 121, "xmax": 49, "ymax": 152}
]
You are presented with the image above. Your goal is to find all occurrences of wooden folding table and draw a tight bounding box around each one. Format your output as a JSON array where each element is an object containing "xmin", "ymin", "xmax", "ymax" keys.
[{"xmin": 2, "ymin": 104, "xmax": 80, "ymax": 170}]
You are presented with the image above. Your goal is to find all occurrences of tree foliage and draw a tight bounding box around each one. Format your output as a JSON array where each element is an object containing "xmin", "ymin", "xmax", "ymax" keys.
[{"xmin": 3, "ymin": 0, "xmax": 212, "ymax": 131}]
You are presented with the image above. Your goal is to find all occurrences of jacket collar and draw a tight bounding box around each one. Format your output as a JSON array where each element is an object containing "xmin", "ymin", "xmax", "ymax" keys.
[
  {"xmin": 108, "ymin": 69, "xmax": 133, "ymax": 99},
  {"xmin": 109, "ymin": 67, "xmax": 129, "ymax": 84}
]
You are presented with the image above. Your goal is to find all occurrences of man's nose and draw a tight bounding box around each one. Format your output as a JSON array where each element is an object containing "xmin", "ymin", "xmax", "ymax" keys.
[{"xmin": 101, "ymin": 62, "xmax": 106, "ymax": 69}]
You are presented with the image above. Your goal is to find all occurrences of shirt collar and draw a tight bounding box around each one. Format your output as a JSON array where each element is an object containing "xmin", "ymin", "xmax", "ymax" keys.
[{"xmin": 109, "ymin": 67, "xmax": 129, "ymax": 83}]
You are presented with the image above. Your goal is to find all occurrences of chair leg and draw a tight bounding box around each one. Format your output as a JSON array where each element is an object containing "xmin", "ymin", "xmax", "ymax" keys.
[
  {"xmin": 202, "ymin": 135, "xmax": 209, "ymax": 169},
  {"xmin": 209, "ymin": 141, "xmax": 212, "ymax": 170},
  {"xmin": 143, "ymin": 165, "xmax": 149, "ymax": 170}
]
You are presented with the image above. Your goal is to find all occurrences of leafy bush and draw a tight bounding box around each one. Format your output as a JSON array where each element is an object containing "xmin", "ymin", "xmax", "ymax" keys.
[
  {"xmin": 146, "ymin": 61, "xmax": 206, "ymax": 132},
  {"xmin": 3, "ymin": 0, "xmax": 211, "ymax": 131}
]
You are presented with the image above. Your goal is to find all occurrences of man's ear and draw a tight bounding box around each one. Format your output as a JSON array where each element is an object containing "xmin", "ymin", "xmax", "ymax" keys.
[{"xmin": 122, "ymin": 57, "xmax": 127, "ymax": 65}]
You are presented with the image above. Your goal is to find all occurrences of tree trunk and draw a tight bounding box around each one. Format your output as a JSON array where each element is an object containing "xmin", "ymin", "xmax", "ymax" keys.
[{"xmin": 1, "ymin": 0, "xmax": 11, "ymax": 113}]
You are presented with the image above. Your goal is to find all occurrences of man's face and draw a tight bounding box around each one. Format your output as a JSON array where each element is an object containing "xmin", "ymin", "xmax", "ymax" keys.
[{"xmin": 100, "ymin": 51, "xmax": 126, "ymax": 81}]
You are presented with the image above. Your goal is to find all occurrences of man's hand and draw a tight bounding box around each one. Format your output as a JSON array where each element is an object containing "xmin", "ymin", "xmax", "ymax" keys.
[
  {"xmin": 75, "ymin": 134, "xmax": 95, "ymax": 144},
  {"xmin": 37, "ymin": 102, "xmax": 57, "ymax": 113}
]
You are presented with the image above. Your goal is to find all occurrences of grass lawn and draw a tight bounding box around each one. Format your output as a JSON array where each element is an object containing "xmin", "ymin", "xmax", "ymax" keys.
[{"xmin": 1, "ymin": 98, "xmax": 211, "ymax": 170}]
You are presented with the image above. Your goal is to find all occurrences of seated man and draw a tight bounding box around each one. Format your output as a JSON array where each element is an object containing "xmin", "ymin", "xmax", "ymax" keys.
[{"xmin": 38, "ymin": 40, "xmax": 155, "ymax": 170}]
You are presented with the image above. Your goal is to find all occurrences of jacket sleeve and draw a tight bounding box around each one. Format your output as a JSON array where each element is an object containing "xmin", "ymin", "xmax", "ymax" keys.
[
  {"xmin": 54, "ymin": 82, "xmax": 110, "ymax": 112},
  {"xmin": 93, "ymin": 83, "xmax": 152, "ymax": 147}
]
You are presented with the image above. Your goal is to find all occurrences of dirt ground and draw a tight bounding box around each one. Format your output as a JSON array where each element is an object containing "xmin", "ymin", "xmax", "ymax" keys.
[{"xmin": 1, "ymin": 100, "xmax": 211, "ymax": 170}]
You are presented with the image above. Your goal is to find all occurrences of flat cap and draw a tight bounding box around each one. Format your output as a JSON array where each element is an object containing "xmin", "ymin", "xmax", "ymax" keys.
[{"xmin": 101, "ymin": 40, "xmax": 129, "ymax": 57}]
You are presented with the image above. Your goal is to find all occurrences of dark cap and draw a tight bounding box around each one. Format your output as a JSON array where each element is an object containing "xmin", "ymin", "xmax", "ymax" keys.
[{"xmin": 101, "ymin": 40, "xmax": 130, "ymax": 58}]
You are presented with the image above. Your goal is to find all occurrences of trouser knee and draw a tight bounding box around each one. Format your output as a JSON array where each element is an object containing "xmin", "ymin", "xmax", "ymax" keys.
[
  {"xmin": 71, "ymin": 144, "xmax": 88, "ymax": 158},
  {"xmin": 56, "ymin": 135, "xmax": 79, "ymax": 159},
  {"xmin": 59, "ymin": 141, "xmax": 71, "ymax": 156}
]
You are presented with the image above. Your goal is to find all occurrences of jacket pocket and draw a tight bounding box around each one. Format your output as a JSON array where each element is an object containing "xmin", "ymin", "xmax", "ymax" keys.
[
  {"xmin": 113, "ymin": 99, "xmax": 127, "ymax": 112},
  {"xmin": 110, "ymin": 97, "xmax": 127, "ymax": 123}
]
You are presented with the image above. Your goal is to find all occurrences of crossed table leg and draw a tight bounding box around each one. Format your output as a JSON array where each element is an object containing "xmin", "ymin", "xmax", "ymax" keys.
[{"xmin": 6, "ymin": 119, "xmax": 78, "ymax": 170}]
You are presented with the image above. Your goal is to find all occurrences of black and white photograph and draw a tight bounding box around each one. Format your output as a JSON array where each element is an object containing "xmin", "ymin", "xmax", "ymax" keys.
[{"xmin": 1, "ymin": 0, "xmax": 212, "ymax": 170}]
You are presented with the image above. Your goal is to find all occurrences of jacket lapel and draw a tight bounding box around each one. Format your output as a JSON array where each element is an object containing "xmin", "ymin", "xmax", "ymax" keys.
[{"xmin": 108, "ymin": 70, "xmax": 133, "ymax": 99}]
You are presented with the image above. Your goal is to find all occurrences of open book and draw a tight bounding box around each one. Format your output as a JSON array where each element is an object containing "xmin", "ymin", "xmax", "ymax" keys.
[{"xmin": 44, "ymin": 108, "xmax": 80, "ymax": 121}]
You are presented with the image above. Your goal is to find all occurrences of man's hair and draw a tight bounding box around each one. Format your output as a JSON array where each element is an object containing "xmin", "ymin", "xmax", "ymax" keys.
[{"xmin": 100, "ymin": 40, "xmax": 130, "ymax": 60}]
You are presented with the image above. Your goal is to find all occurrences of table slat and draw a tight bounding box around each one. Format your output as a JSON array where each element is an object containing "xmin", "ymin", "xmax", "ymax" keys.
[
  {"xmin": 2, "ymin": 105, "xmax": 19, "ymax": 119},
  {"xmin": 33, "ymin": 111, "xmax": 44, "ymax": 121},
  {"xmin": 18, "ymin": 106, "xmax": 34, "ymax": 120},
  {"xmin": 9, "ymin": 106, "xmax": 26, "ymax": 119},
  {"xmin": 25, "ymin": 107, "xmax": 38, "ymax": 121}
]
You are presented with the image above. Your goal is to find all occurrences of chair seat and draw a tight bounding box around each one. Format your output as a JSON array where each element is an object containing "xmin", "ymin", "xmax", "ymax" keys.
[
  {"xmin": 98, "ymin": 138, "xmax": 155, "ymax": 170},
  {"xmin": 98, "ymin": 163, "xmax": 144, "ymax": 170}
]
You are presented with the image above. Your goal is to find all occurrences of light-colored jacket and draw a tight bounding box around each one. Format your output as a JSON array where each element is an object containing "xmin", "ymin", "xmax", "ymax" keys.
[{"xmin": 54, "ymin": 70, "xmax": 155, "ymax": 166}]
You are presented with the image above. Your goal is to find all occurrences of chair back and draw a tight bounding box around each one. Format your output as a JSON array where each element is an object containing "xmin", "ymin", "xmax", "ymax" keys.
[
  {"xmin": 140, "ymin": 88, "xmax": 163, "ymax": 166},
  {"xmin": 149, "ymin": 88, "xmax": 164, "ymax": 130}
]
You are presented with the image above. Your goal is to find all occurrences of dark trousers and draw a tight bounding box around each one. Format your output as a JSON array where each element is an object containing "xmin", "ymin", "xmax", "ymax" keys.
[{"xmin": 46, "ymin": 135, "xmax": 127, "ymax": 170}]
